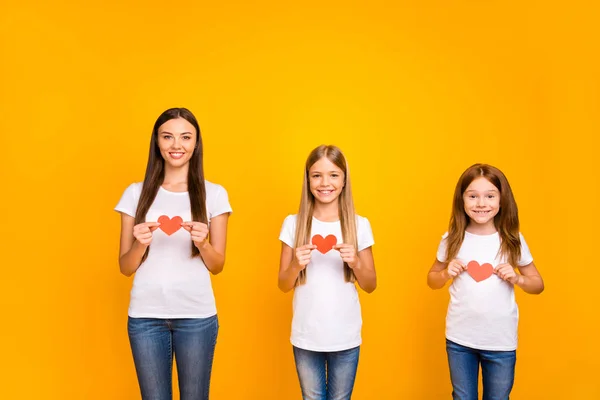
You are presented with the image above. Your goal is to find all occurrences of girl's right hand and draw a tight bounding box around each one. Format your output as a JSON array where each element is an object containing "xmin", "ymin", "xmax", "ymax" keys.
[
  {"xmin": 292, "ymin": 244, "xmax": 317, "ymax": 270},
  {"xmin": 133, "ymin": 222, "xmax": 161, "ymax": 246},
  {"xmin": 446, "ymin": 259, "xmax": 467, "ymax": 278}
]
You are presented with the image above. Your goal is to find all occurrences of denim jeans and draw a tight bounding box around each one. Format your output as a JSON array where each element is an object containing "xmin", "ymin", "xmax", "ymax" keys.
[
  {"xmin": 446, "ymin": 339, "xmax": 516, "ymax": 400},
  {"xmin": 128, "ymin": 315, "xmax": 219, "ymax": 400},
  {"xmin": 293, "ymin": 345, "xmax": 360, "ymax": 400}
]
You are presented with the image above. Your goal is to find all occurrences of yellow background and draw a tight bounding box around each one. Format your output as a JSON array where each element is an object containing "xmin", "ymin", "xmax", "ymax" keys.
[{"xmin": 1, "ymin": 0, "xmax": 598, "ymax": 398}]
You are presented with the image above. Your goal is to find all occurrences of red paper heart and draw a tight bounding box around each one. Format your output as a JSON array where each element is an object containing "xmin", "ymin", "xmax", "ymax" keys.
[
  {"xmin": 157, "ymin": 215, "xmax": 183, "ymax": 236},
  {"xmin": 311, "ymin": 234, "xmax": 337, "ymax": 254},
  {"xmin": 467, "ymin": 260, "xmax": 494, "ymax": 282}
]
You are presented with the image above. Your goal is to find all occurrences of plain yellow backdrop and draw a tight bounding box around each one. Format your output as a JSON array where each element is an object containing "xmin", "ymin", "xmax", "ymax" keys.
[{"xmin": 1, "ymin": 0, "xmax": 598, "ymax": 398}]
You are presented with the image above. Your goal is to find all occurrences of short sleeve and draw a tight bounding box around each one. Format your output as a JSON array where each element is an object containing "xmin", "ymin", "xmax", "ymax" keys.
[
  {"xmin": 210, "ymin": 184, "xmax": 233, "ymax": 218},
  {"xmin": 436, "ymin": 232, "xmax": 449, "ymax": 262},
  {"xmin": 518, "ymin": 233, "xmax": 534, "ymax": 266},
  {"xmin": 279, "ymin": 215, "xmax": 296, "ymax": 248},
  {"xmin": 357, "ymin": 216, "xmax": 375, "ymax": 252},
  {"xmin": 114, "ymin": 183, "xmax": 141, "ymax": 218}
]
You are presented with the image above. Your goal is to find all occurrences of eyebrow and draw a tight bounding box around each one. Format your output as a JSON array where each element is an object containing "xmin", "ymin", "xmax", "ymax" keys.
[
  {"xmin": 464, "ymin": 189, "xmax": 499, "ymax": 194},
  {"xmin": 159, "ymin": 131, "xmax": 193, "ymax": 135}
]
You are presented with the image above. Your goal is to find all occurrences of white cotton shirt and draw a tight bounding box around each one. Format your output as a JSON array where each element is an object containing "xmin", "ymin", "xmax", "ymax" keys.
[
  {"xmin": 115, "ymin": 181, "xmax": 232, "ymax": 318},
  {"xmin": 279, "ymin": 215, "xmax": 375, "ymax": 352},
  {"xmin": 437, "ymin": 231, "xmax": 534, "ymax": 351}
]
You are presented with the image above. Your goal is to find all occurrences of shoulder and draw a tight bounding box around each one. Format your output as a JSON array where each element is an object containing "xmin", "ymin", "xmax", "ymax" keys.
[
  {"xmin": 123, "ymin": 182, "xmax": 143, "ymax": 197},
  {"xmin": 283, "ymin": 214, "xmax": 298, "ymax": 226},
  {"xmin": 204, "ymin": 180, "xmax": 226, "ymax": 195},
  {"xmin": 355, "ymin": 214, "xmax": 371, "ymax": 229}
]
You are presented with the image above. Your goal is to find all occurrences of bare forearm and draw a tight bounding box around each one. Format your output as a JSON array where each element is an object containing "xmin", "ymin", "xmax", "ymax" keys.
[
  {"xmin": 515, "ymin": 274, "xmax": 544, "ymax": 294},
  {"xmin": 119, "ymin": 241, "xmax": 148, "ymax": 277},
  {"xmin": 428, "ymin": 269, "xmax": 451, "ymax": 289},
  {"xmin": 197, "ymin": 242, "xmax": 226, "ymax": 275},
  {"xmin": 278, "ymin": 265, "xmax": 301, "ymax": 293},
  {"xmin": 353, "ymin": 263, "xmax": 377, "ymax": 293}
]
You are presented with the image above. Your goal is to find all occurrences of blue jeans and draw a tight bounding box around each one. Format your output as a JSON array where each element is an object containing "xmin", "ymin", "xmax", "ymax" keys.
[
  {"xmin": 128, "ymin": 315, "xmax": 219, "ymax": 400},
  {"xmin": 446, "ymin": 339, "xmax": 516, "ymax": 400},
  {"xmin": 293, "ymin": 345, "xmax": 360, "ymax": 400}
]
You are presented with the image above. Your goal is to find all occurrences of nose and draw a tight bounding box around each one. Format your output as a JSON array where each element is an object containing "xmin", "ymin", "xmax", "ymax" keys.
[
  {"xmin": 322, "ymin": 176, "xmax": 330, "ymax": 186},
  {"xmin": 477, "ymin": 197, "xmax": 486, "ymax": 207},
  {"xmin": 172, "ymin": 137, "xmax": 183, "ymax": 149}
]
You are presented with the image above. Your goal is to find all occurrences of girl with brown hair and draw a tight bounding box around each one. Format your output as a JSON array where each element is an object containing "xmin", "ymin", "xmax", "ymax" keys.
[
  {"xmin": 427, "ymin": 163, "xmax": 544, "ymax": 400},
  {"xmin": 115, "ymin": 108, "xmax": 232, "ymax": 400}
]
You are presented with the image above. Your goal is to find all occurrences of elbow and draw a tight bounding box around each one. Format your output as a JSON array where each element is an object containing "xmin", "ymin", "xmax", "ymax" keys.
[
  {"xmin": 209, "ymin": 263, "xmax": 225, "ymax": 275},
  {"xmin": 535, "ymin": 282, "xmax": 545, "ymax": 295},
  {"xmin": 364, "ymin": 285, "xmax": 376, "ymax": 294},
  {"xmin": 278, "ymin": 276, "xmax": 294, "ymax": 293},
  {"xmin": 118, "ymin": 258, "xmax": 133, "ymax": 277},
  {"xmin": 362, "ymin": 280, "xmax": 377, "ymax": 294},
  {"xmin": 278, "ymin": 282, "xmax": 293, "ymax": 293},
  {"xmin": 206, "ymin": 255, "xmax": 226, "ymax": 275},
  {"xmin": 427, "ymin": 279, "xmax": 443, "ymax": 290}
]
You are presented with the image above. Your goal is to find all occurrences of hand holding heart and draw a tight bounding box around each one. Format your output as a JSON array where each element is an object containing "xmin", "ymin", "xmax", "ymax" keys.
[
  {"xmin": 182, "ymin": 221, "xmax": 209, "ymax": 249},
  {"xmin": 292, "ymin": 244, "xmax": 318, "ymax": 271},
  {"xmin": 446, "ymin": 259, "xmax": 467, "ymax": 278},
  {"xmin": 133, "ymin": 222, "xmax": 161, "ymax": 246},
  {"xmin": 333, "ymin": 243, "xmax": 358, "ymax": 269},
  {"xmin": 494, "ymin": 263, "xmax": 520, "ymax": 284}
]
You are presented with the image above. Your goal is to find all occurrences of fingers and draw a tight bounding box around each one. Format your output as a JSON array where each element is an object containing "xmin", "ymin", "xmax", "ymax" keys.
[
  {"xmin": 295, "ymin": 245, "xmax": 317, "ymax": 267},
  {"xmin": 333, "ymin": 244, "xmax": 356, "ymax": 255},
  {"xmin": 135, "ymin": 222, "xmax": 161, "ymax": 232},
  {"xmin": 454, "ymin": 260, "xmax": 467, "ymax": 271},
  {"xmin": 494, "ymin": 264, "xmax": 516, "ymax": 282},
  {"xmin": 447, "ymin": 259, "xmax": 466, "ymax": 278}
]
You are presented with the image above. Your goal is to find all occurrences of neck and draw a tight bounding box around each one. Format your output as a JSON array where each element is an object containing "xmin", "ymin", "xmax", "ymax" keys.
[
  {"xmin": 466, "ymin": 220, "xmax": 497, "ymax": 235},
  {"xmin": 163, "ymin": 163, "xmax": 189, "ymax": 187},
  {"xmin": 312, "ymin": 201, "xmax": 339, "ymax": 222}
]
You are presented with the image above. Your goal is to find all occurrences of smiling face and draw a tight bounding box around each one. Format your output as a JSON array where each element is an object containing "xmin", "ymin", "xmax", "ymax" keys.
[
  {"xmin": 308, "ymin": 156, "xmax": 345, "ymax": 206},
  {"xmin": 463, "ymin": 176, "xmax": 501, "ymax": 231},
  {"xmin": 156, "ymin": 117, "xmax": 197, "ymax": 169}
]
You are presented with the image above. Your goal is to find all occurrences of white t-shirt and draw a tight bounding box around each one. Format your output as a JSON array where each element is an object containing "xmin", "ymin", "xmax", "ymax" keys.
[
  {"xmin": 115, "ymin": 181, "xmax": 232, "ymax": 318},
  {"xmin": 279, "ymin": 215, "xmax": 375, "ymax": 352},
  {"xmin": 436, "ymin": 231, "xmax": 534, "ymax": 351}
]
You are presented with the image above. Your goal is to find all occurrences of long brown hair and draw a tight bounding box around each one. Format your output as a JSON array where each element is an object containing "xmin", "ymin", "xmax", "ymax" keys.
[
  {"xmin": 445, "ymin": 163, "xmax": 521, "ymax": 267},
  {"xmin": 294, "ymin": 145, "xmax": 358, "ymax": 285},
  {"xmin": 134, "ymin": 108, "xmax": 208, "ymax": 262}
]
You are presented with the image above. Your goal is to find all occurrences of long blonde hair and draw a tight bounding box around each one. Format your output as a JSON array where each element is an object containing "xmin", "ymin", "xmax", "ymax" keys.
[{"xmin": 294, "ymin": 145, "xmax": 358, "ymax": 285}]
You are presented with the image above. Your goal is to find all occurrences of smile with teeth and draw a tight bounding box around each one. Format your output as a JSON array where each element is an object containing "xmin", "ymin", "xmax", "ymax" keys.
[
  {"xmin": 318, "ymin": 189, "xmax": 334, "ymax": 196},
  {"xmin": 169, "ymin": 152, "xmax": 185, "ymax": 159}
]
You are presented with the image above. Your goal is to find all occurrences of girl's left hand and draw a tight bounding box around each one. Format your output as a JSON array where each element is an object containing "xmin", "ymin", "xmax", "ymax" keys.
[
  {"xmin": 182, "ymin": 221, "xmax": 209, "ymax": 249},
  {"xmin": 333, "ymin": 243, "xmax": 359, "ymax": 269},
  {"xmin": 494, "ymin": 263, "xmax": 520, "ymax": 285}
]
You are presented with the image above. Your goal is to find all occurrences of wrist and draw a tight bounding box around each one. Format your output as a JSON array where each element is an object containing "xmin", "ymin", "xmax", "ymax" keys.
[
  {"xmin": 195, "ymin": 239, "xmax": 210, "ymax": 251},
  {"xmin": 441, "ymin": 269, "xmax": 449, "ymax": 280},
  {"xmin": 134, "ymin": 240, "xmax": 149, "ymax": 250},
  {"xmin": 515, "ymin": 275, "xmax": 524, "ymax": 286}
]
